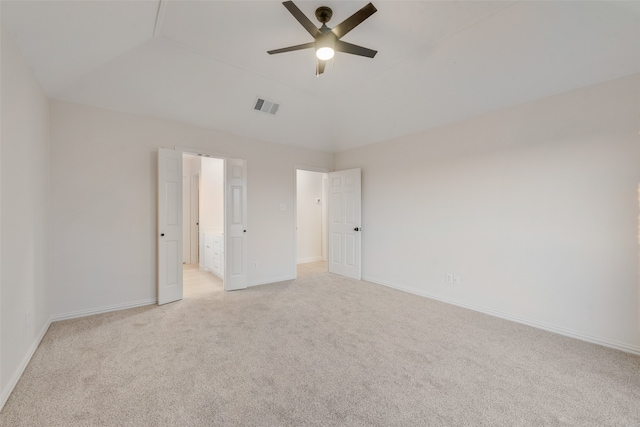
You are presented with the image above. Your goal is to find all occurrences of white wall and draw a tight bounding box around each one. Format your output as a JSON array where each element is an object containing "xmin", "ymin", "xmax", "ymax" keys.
[
  {"xmin": 49, "ymin": 100, "xmax": 334, "ymax": 318},
  {"xmin": 296, "ymin": 170, "xmax": 324, "ymax": 263},
  {"xmin": 335, "ymin": 73, "xmax": 640, "ymax": 354},
  {"xmin": 200, "ymin": 157, "xmax": 224, "ymax": 235},
  {"xmin": 0, "ymin": 27, "xmax": 51, "ymax": 407}
]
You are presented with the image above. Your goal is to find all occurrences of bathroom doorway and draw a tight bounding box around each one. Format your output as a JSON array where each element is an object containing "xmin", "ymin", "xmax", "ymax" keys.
[{"xmin": 182, "ymin": 154, "xmax": 224, "ymax": 297}]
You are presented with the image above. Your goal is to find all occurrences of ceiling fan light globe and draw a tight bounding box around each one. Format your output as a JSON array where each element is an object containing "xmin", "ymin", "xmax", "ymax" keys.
[{"xmin": 316, "ymin": 47, "xmax": 335, "ymax": 60}]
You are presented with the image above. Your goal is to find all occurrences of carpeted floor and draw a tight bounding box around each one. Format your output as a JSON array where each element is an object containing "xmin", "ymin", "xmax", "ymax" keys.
[{"xmin": 1, "ymin": 270, "xmax": 639, "ymax": 426}]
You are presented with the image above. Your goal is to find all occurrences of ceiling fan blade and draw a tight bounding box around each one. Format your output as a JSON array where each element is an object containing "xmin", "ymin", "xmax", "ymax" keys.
[
  {"xmin": 335, "ymin": 40, "xmax": 377, "ymax": 58},
  {"xmin": 330, "ymin": 2, "xmax": 377, "ymax": 40},
  {"xmin": 316, "ymin": 60, "xmax": 326, "ymax": 76},
  {"xmin": 268, "ymin": 42, "xmax": 315, "ymax": 55},
  {"xmin": 282, "ymin": 1, "xmax": 322, "ymax": 39}
]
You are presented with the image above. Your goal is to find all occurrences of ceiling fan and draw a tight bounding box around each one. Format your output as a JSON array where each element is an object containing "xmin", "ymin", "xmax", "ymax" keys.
[{"xmin": 268, "ymin": 1, "xmax": 378, "ymax": 76}]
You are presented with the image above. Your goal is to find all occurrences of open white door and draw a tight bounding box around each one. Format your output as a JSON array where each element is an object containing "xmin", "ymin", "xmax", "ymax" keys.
[
  {"xmin": 158, "ymin": 148, "xmax": 183, "ymax": 305},
  {"xmin": 224, "ymin": 158, "xmax": 248, "ymax": 291},
  {"xmin": 328, "ymin": 168, "xmax": 361, "ymax": 280}
]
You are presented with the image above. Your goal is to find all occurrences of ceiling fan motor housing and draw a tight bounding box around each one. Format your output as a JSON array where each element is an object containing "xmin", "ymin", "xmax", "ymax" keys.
[{"xmin": 315, "ymin": 6, "xmax": 333, "ymax": 24}]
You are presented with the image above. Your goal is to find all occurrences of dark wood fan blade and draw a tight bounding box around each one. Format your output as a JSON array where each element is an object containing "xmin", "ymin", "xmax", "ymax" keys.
[
  {"xmin": 268, "ymin": 42, "xmax": 315, "ymax": 55},
  {"xmin": 335, "ymin": 40, "xmax": 377, "ymax": 58},
  {"xmin": 282, "ymin": 1, "xmax": 322, "ymax": 39},
  {"xmin": 331, "ymin": 2, "xmax": 377, "ymax": 39},
  {"xmin": 316, "ymin": 60, "xmax": 326, "ymax": 76}
]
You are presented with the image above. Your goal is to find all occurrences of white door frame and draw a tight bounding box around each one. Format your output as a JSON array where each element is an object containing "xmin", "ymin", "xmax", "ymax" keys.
[{"xmin": 293, "ymin": 165, "xmax": 330, "ymax": 279}]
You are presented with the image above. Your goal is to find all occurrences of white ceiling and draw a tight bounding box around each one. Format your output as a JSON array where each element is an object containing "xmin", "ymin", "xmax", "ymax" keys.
[{"xmin": 3, "ymin": 0, "xmax": 640, "ymax": 153}]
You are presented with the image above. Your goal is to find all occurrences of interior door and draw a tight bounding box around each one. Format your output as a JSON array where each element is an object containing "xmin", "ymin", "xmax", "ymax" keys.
[
  {"xmin": 191, "ymin": 173, "xmax": 199, "ymax": 264},
  {"xmin": 182, "ymin": 170, "xmax": 190, "ymax": 263},
  {"xmin": 157, "ymin": 148, "xmax": 183, "ymax": 305},
  {"xmin": 328, "ymin": 168, "xmax": 362, "ymax": 280},
  {"xmin": 225, "ymin": 158, "xmax": 248, "ymax": 291}
]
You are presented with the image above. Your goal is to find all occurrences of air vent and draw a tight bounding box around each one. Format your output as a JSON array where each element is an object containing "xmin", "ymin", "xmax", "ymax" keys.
[{"xmin": 253, "ymin": 97, "xmax": 280, "ymax": 115}]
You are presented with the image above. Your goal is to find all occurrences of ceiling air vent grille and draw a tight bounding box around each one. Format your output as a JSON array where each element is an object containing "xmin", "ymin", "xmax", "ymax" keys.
[{"xmin": 253, "ymin": 97, "xmax": 280, "ymax": 115}]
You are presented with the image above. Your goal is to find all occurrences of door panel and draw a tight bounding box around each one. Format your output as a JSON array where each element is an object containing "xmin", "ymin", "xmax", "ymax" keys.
[
  {"xmin": 332, "ymin": 193, "xmax": 342, "ymax": 222},
  {"xmin": 332, "ymin": 233, "xmax": 342, "ymax": 263},
  {"xmin": 231, "ymin": 236, "xmax": 243, "ymax": 275},
  {"xmin": 158, "ymin": 148, "xmax": 183, "ymax": 305},
  {"xmin": 328, "ymin": 168, "xmax": 361, "ymax": 280},
  {"xmin": 345, "ymin": 235, "xmax": 356, "ymax": 266},
  {"xmin": 345, "ymin": 191, "xmax": 356, "ymax": 223}
]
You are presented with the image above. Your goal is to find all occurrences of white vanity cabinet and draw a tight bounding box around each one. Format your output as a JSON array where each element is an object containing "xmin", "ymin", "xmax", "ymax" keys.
[
  {"xmin": 204, "ymin": 234, "xmax": 215, "ymax": 272},
  {"xmin": 212, "ymin": 234, "xmax": 224, "ymax": 278},
  {"xmin": 204, "ymin": 233, "xmax": 224, "ymax": 278}
]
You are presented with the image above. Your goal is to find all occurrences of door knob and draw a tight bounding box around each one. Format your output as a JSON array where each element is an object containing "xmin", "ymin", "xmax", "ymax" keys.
[
  {"xmin": 354, "ymin": 227, "xmax": 360, "ymax": 231},
  {"xmin": 160, "ymin": 233, "xmax": 165, "ymax": 237}
]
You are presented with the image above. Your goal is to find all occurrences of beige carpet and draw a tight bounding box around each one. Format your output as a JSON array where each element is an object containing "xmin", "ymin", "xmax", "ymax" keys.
[{"xmin": 2, "ymin": 271, "xmax": 639, "ymax": 426}]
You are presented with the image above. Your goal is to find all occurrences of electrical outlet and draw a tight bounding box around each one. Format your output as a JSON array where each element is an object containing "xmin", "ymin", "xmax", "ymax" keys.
[
  {"xmin": 253, "ymin": 262, "xmax": 257, "ymax": 269},
  {"xmin": 453, "ymin": 275, "xmax": 460, "ymax": 285},
  {"xmin": 446, "ymin": 273, "xmax": 454, "ymax": 284}
]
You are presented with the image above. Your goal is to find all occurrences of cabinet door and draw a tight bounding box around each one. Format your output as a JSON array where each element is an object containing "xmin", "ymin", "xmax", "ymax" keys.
[{"xmin": 204, "ymin": 234, "xmax": 214, "ymax": 270}]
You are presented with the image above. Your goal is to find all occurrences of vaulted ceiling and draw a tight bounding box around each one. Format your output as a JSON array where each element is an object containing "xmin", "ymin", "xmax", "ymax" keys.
[{"xmin": 3, "ymin": 1, "xmax": 640, "ymax": 153}]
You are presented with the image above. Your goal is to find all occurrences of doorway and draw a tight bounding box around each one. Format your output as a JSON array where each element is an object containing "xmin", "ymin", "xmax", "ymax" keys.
[
  {"xmin": 158, "ymin": 148, "xmax": 248, "ymax": 305},
  {"xmin": 182, "ymin": 154, "xmax": 224, "ymax": 297},
  {"xmin": 296, "ymin": 169, "xmax": 328, "ymax": 278}
]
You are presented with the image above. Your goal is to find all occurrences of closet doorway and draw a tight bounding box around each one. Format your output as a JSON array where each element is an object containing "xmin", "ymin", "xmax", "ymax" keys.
[{"xmin": 295, "ymin": 169, "xmax": 328, "ymax": 278}]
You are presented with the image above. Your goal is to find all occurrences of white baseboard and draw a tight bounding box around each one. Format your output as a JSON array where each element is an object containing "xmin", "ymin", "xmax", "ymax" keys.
[
  {"xmin": 248, "ymin": 275, "xmax": 295, "ymax": 288},
  {"xmin": 297, "ymin": 256, "xmax": 322, "ymax": 264},
  {"xmin": 51, "ymin": 298, "xmax": 157, "ymax": 322},
  {"xmin": 363, "ymin": 275, "xmax": 640, "ymax": 356},
  {"xmin": 1, "ymin": 319, "xmax": 51, "ymax": 412}
]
